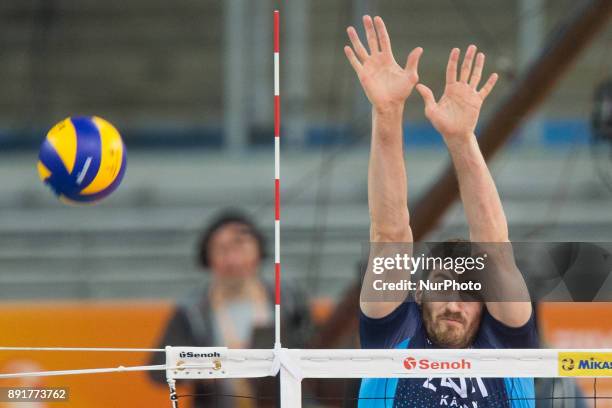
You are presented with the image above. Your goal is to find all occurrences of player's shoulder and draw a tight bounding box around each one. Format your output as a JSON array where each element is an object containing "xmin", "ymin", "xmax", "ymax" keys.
[
  {"xmin": 476, "ymin": 307, "xmax": 539, "ymax": 349},
  {"xmin": 360, "ymin": 301, "xmax": 422, "ymax": 349}
]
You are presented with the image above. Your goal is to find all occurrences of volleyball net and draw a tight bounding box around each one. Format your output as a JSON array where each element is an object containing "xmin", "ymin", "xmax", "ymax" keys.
[
  {"xmin": 0, "ymin": 346, "xmax": 610, "ymax": 406},
  {"xmin": 162, "ymin": 347, "xmax": 612, "ymax": 407}
]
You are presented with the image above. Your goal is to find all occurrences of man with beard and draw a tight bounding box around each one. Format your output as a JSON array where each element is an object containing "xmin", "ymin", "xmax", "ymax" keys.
[{"xmin": 344, "ymin": 15, "xmax": 537, "ymax": 407}]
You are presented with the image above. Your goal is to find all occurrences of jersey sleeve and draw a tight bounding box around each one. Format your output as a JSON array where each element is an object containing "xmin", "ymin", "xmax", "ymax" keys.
[
  {"xmin": 480, "ymin": 307, "xmax": 539, "ymax": 349},
  {"xmin": 359, "ymin": 301, "xmax": 420, "ymax": 349}
]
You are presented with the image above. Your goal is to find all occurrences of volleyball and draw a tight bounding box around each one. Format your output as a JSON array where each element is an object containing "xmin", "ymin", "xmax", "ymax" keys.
[{"xmin": 37, "ymin": 116, "xmax": 127, "ymax": 204}]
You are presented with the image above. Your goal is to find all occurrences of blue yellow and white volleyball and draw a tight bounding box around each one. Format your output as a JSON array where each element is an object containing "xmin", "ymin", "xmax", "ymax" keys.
[{"xmin": 37, "ymin": 116, "xmax": 127, "ymax": 203}]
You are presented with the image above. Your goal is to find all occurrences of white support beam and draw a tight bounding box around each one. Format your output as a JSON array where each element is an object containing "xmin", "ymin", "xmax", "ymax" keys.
[
  {"xmin": 223, "ymin": 0, "xmax": 249, "ymax": 152},
  {"xmin": 518, "ymin": 0, "xmax": 545, "ymax": 145},
  {"xmin": 285, "ymin": 1, "xmax": 309, "ymax": 146}
]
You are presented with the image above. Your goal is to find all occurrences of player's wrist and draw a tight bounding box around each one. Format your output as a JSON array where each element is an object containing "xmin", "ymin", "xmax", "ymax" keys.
[
  {"xmin": 443, "ymin": 131, "xmax": 478, "ymax": 152},
  {"xmin": 372, "ymin": 102, "xmax": 404, "ymax": 117}
]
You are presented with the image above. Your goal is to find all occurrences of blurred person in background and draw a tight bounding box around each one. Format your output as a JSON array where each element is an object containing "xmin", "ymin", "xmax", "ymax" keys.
[{"xmin": 149, "ymin": 210, "xmax": 311, "ymax": 407}]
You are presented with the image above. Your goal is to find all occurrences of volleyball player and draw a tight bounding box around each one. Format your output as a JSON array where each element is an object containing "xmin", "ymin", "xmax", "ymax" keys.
[{"xmin": 344, "ymin": 15, "xmax": 537, "ymax": 407}]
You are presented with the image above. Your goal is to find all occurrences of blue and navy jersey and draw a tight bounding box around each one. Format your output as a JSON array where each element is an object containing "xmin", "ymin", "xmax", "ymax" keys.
[{"xmin": 359, "ymin": 301, "xmax": 538, "ymax": 408}]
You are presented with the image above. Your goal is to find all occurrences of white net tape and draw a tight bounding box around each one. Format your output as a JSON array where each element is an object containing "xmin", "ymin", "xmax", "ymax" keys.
[{"xmin": 165, "ymin": 347, "xmax": 612, "ymax": 380}]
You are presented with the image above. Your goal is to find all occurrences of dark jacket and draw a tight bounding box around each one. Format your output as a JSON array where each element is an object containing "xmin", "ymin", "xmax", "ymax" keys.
[{"xmin": 148, "ymin": 280, "xmax": 311, "ymax": 407}]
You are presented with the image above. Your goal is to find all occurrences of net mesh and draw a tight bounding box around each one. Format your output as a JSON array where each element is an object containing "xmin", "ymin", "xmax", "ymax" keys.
[
  {"xmin": 171, "ymin": 377, "xmax": 612, "ymax": 407},
  {"xmin": 166, "ymin": 348, "xmax": 612, "ymax": 408}
]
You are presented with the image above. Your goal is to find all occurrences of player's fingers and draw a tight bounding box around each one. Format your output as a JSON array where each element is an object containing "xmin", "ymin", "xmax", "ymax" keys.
[
  {"xmin": 344, "ymin": 46, "xmax": 363, "ymax": 74},
  {"xmin": 460, "ymin": 44, "xmax": 477, "ymax": 83},
  {"xmin": 469, "ymin": 52, "xmax": 485, "ymax": 89},
  {"xmin": 416, "ymin": 84, "xmax": 437, "ymax": 112},
  {"xmin": 405, "ymin": 47, "xmax": 423, "ymax": 75},
  {"xmin": 446, "ymin": 48, "xmax": 460, "ymax": 84},
  {"xmin": 347, "ymin": 26, "xmax": 369, "ymax": 61},
  {"xmin": 478, "ymin": 73, "xmax": 499, "ymax": 99},
  {"xmin": 363, "ymin": 15, "xmax": 380, "ymax": 54},
  {"xmin": 373, "ymin": 16, "xmax": 392, "ymax": 56}
]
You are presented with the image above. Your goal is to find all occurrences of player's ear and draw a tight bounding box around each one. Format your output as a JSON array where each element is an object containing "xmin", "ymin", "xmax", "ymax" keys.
[{"xmin": 415, "ymin": 288, "xmax": 423, "ymax": 305}]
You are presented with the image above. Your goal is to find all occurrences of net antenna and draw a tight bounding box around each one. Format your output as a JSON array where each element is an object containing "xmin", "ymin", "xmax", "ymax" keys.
[{"xmin": 274, "ymin": 8, "xmax": 281, "ymax": 351}]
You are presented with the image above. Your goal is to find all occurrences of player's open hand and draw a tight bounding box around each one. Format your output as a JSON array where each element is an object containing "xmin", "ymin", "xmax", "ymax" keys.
[
  {"xmin": 416, "ymin": 45, "xmax": 498, "ymax": 141},
  {"xmin": 345, "ymin": 15, "xmax": 423, "ymax": 113}
]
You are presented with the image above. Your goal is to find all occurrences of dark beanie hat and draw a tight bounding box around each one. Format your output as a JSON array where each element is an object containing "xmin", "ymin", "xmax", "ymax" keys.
[{"xmin": 197, "ymin": 210, "xmax": 267, "ymax": 268}]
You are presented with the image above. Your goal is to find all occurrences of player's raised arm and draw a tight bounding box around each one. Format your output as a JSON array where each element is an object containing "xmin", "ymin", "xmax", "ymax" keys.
[
  {"xmin": 416, "ymin": 46, "xmax": 531, "ymax": 327},
  {"xmin": 344, "ymin": 15, "xmax": 422, "ymax": 318},
  {"xmin": 415, "ymin": 46, "xmax": 503, "ymax": 242}
]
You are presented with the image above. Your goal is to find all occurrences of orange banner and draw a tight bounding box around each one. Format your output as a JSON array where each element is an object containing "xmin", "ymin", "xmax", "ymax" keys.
[
  {"xmin": 539, "ymin": 302, "xmax": 612, "ymax": 407},
  {"xmin": 0, "ymin": 301, "xmax": 609, "ymax": 407},
  {"xmin": 0, "ymin": 301, "xmax": 191, "ymax": 408}
]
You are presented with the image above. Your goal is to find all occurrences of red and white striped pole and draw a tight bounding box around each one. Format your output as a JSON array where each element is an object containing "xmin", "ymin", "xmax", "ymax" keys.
[{"xmin": 273, "ymin": 9, "xmax": 281, "ymax": 350}]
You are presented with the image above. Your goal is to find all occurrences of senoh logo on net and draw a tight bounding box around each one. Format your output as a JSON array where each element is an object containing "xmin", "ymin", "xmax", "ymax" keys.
[{"xmin": 404, "ymin": 357, "xmax": 472, "ymax": 370}]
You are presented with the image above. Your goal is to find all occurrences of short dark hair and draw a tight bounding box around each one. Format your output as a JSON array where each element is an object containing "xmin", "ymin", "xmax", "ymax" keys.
[
  {"xmin": 424, "ymin": 239, "xmax": 472, "ymax": 271},
  {"xmin": 421, "ymin": 239, "xmax": 484, "ymax": 302},
  {"xmin": 197, "ymin": 210, "xmax": 267, "ymax": 268},
  {"xmin": 419, "ymin": 239, "xmax": 472, "ymax": 280}
]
